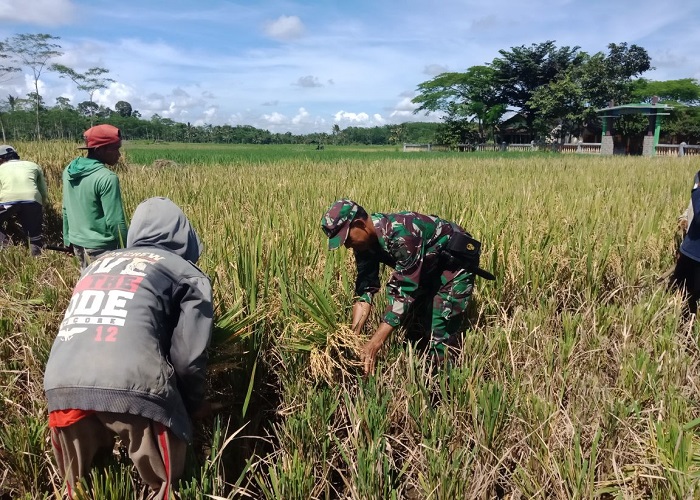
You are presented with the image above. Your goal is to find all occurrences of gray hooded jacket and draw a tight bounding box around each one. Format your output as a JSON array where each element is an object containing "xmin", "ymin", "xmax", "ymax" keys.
[{"xmin": 44, "ymin": 197, "xmax": 213, "ymax": 442}]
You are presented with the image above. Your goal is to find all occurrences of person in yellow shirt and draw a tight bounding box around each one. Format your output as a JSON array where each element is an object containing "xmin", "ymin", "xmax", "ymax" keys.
[{"xmin": 0, "ymin": 145, "xmax": 48, "ymax": 256}]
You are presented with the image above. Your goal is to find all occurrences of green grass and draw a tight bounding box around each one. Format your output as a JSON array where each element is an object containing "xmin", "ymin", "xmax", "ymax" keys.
[{"xmin": 122, "ymin": 141, "xmax": 560, "ymax": 166}]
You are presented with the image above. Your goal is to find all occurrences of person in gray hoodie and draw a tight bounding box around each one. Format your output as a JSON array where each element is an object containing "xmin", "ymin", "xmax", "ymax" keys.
[{"xmin": 44, "ymin": 197, "xmax": 213, "ymax": 499}]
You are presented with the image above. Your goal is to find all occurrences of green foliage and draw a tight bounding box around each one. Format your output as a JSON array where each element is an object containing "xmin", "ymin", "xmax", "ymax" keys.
[
  {"xmin": 632, "ymin": 78, "xmax": 700, "ymax": 105},
  {"xmin": 492, "ymin": 40, "xmax": 585, "ymax": 132},
  {"xmin": 414, "ymin": 40, "xmax": 658, "ymax": 143},
  {"xmin": 114, "ymin": 100, "xmax": 132, "ymax": 117},
  {"xmin": 74, "ymin": 464, "xmax": 136, "ymax": 500},
  {"xmin": 413, "ymin": 66, "xmax": 505, "ymax": 142}
]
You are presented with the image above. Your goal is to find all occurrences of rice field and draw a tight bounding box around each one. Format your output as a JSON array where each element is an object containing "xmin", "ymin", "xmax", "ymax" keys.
[{"xmin": 1, "ymin": 141, "xmax": 699, "ymax": 499}]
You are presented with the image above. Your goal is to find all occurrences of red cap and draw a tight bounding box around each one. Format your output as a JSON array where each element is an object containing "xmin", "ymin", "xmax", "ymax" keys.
[{"xmin": 78, "ymin": 124, "xmax": 122, "ymax": 149}]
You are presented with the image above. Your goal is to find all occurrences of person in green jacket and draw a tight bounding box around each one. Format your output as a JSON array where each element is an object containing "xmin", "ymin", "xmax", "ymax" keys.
[
  {"xmin": 63, "ymin": 124, "xmax": 128, "ymax": 268},
  {"xmin": 0, "ymin": 145, "xmax": 48, "ymax": 256}
]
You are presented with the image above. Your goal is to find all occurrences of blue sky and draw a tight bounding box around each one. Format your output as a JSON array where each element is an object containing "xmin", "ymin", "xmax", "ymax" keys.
[{"xmin": 0, "ymin": 0, "xmax": 698, "ymax": 134}]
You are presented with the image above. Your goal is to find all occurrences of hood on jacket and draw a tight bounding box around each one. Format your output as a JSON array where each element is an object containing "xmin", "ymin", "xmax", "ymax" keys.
[
  {"xmin": 127, "ymin": 197, "xmax": 202, "ymax": 263},
  {"xmin": 65, "ymin": 157, "xmax": 105, "ymax": 180}
]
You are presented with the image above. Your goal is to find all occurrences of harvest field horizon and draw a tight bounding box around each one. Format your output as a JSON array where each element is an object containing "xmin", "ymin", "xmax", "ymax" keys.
[{"xmin": 2, "ymin": 141, "xmax": 700, "ymax": 498}]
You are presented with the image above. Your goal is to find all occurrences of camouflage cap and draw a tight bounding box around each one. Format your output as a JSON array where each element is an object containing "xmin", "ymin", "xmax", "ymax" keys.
[{"xmin": 320, "ymin": 199, "xmax": 360, "ymax": 250}]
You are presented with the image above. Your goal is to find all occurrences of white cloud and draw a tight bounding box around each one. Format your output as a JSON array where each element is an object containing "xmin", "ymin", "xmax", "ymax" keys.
[
  {"xmin": 334, "ymin": 111, "xmax": 369, "ymax": 123},
  {"xmin": 333, "ymin": 111, "xmax": 386, "ymax": 127},
  {"xmin": 93, "ymin": 82, "xmax": 136, "ymax": 106},
  {"xmin": 262, "ymin": 111, "xmax": 286, "ymax": 124},
  {"xmin": 202, "ymin": 106, "xmax": 217, "ymax": 122},
  {"xmin": 392, "ymin": 97, "xmax": 418, "ymax": 113},
  {"xmin": 264, "ymin": 15, "xmax": 305, "ymax": 41},
  {"xmin": 291, "ymin": 107, "xmax": 309, "ymax": 124},
  {"xmin": 0, "ymin": 0, "xmax": 75, "ymax": 25}
]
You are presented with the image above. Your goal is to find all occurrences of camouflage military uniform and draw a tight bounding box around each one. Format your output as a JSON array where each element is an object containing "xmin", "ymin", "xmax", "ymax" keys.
[{"xmin": 354, "ymin": 212, "xmax": 474, "ymax": 354}]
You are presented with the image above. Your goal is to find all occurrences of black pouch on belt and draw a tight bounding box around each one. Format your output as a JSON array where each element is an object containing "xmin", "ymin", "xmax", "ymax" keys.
[
  {"xmin": 447, "ymin": 231, "xmax": 481, "ymax": 267},
  {"xmin": 445, "ymin": 232, "xmax": 495, "ymax": 280}
]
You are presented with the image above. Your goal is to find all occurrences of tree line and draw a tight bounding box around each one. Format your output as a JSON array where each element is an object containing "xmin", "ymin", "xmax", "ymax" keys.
[
  {"xmin": 0, "ymin": 33, "xmax": 442, "ymax": 146},
  {"xmin": 1, "ymin": 34, "xmax": 700, "ymax": 146},
  {"xmin": 0, "ymin": 102, "xmax": 440, "ymax": 145}
]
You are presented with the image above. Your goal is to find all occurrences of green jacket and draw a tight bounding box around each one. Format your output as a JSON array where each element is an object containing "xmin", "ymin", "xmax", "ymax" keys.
[{"xmin": 62, "ymin": 157, "xmax": 128, "ymax": 249}]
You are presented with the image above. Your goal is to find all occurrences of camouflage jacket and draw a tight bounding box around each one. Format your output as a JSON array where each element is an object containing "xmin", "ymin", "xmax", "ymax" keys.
[{"xmin": 354, "ymin": 212, "xmax": 459, "ymax": 327}]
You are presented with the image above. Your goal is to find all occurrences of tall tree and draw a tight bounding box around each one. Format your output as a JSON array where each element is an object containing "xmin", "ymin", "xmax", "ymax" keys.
[
  {"xmin": 578, "ymin": 42, "xmax": 651, "ymax": 110},
  {"xmin": 413, "ymin": 66, "xmax": 505, "ymax": 142},
  {"xmin": 529, "ymin": 68, "xmax": 587, "ymax": 140},
  {"xmin": 331, "ymin": 123, "xmax": 343, "ymax": 144},
  {"xmin": 388, "ymin": 124, "xmax": 405, "ymax": 145},
  {"xmin": 433, "ymin": 102, "xmax": 479, "ymax": 146},
  {"xmin": 3, "ymin": 33, "xmax": 63, "ymax": 138},
  {"xmin": 115, "ymin": 100, "xmax": 132, "ymax": 117},
  {"xmin": 77, "ymin": 100, "xmax": 99, "ymax": 117},
  {"xmin": 25, "ymin": 92, "xmax": 46, "ymax": 111},
  {"xmin": 491, "ymin": 41, "xmax": 584, "ymax": 135},
  {"xmin": 52, "ymin": 64, "xmax": 114, "ymax": 125},
  {"xmin": 529, "ymin": 43, "xmax": 652, "ymax": 139},
  {"xmin": 6, "ymin": 94, "xmax": 19, "ymax": 112},
  {"xmin": 54, "ymin": 96, "xmax": 74, "ymax": 110}
]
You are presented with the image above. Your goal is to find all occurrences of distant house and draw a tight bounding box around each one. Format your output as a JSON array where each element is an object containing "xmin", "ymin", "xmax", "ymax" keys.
[
  {"xmin": 500, "ymin": 113, "xmax": 604, "ymax": 145},
  {"xmin": 499, "ymin": 114, "xmax": 532, "ymax": 144}
]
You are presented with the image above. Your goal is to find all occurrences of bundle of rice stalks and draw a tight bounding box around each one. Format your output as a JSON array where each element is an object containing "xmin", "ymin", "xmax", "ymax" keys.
[{"xmin": 283, "ymin": 279, "xmax": 364, "ymax": 384}]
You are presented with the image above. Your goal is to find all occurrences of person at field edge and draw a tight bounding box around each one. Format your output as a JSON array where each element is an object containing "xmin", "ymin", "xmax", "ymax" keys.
[
  {"xmin": 0, "ymin": 145, "xmax": 48, "ymax": 256},
  {"xmin": 62, "ymin": 124, "xmax": 128, "ymax": 269},
  {"xmin": 321, "ymin": 199, "xmax": 495, "ymax": 374},
  {"xmin": 671, "ymin": 170, "xmax": 700, "ymax": 315},
  {"xmin": 44, "ymin": 197, "xmax": 213, "ymax": 499}
]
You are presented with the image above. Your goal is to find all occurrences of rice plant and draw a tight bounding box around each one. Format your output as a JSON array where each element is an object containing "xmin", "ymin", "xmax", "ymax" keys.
[{"xmin": 2, "ymin": 141, "xmax": 700, "ymax": 498}]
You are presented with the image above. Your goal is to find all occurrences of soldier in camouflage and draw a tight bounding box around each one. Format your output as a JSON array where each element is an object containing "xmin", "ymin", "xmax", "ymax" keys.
[{"xmin": 321, "ymin": 199, "xmax": 494, "ymax": 374}]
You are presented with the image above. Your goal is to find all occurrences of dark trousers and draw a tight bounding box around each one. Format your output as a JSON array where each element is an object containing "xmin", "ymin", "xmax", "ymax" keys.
[
  {"xmin": 670, "ymin": 252, "xmax": 700, "ymax": 315},
  {"xmin": 72, "ymin": 245, "xmax": 111, "ymax": 270},
  {"xmin": 0, "ymin": 202, "xmax": 43, "ymax": 256}
]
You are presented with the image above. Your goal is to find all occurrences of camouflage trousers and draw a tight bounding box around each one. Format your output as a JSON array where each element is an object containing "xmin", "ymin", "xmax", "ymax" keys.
[{"xmin": 403, "ymin": 258, "xmax": 474, "ymax": 354}]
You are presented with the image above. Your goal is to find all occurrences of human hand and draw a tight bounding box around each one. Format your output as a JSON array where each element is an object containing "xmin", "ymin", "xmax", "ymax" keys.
[
  {"xmin": 361, "ymin": 337, "xmax": 383, "ymax": 375},
  {"xmin": 360, "ymin": 322, "xmax": 394, "ymax": 375}
]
